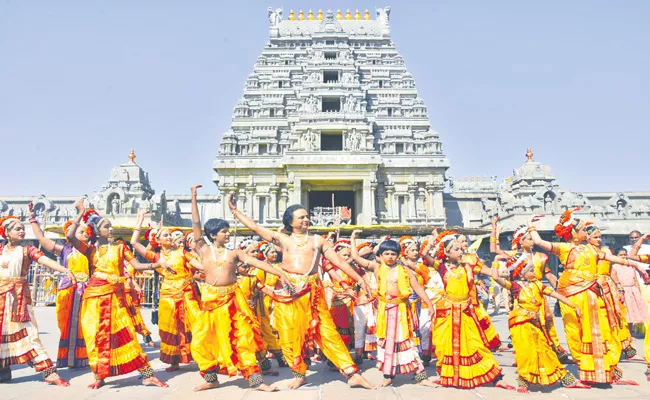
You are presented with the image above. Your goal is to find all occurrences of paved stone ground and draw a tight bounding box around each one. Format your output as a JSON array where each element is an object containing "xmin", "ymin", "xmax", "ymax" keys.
[{"xmin": 3, "ymin": 306, "xmax": 650, "ymax": 400}]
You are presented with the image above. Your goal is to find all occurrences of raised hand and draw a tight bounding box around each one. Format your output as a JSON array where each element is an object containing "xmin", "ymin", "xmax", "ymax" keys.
[
  {"xmin": 191, "ymin": 184, "xmax": 203, "ymax": 197},
  {"xmin": 528, "ymin": 214, "xmax": 544, "ymax": 227},
  {"xmin": 28, "ymin": 202, "xmax": 36, "ymax": 219},
  {"xmin": 227, "ymin": 192, "xmax": 238, "ymax": 213},
  {"xmin": 74, "ymin": 198, "xmax": 86, "ymax": 216},
  {"xmin": 491, "ymin": 216, "xmax": 500, "ymax": 227},
  {"xmin": 136, "ymin": 209, "xmax": 150, "ymax": 226},
  {"xmin": 351, "ymin": 229, "xmax": 363, "ymax": 239}
]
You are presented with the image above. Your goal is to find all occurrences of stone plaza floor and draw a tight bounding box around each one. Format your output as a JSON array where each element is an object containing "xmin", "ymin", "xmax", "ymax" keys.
[{"xmin": 3, "ymin": 306, "xmax": 650, "ymax": 400}]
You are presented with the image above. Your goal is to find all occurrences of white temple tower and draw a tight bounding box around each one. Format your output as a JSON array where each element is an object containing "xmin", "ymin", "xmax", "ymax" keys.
[{"xmin": 214, "ymin": 8, "xmax": 450, "ymax": 226}]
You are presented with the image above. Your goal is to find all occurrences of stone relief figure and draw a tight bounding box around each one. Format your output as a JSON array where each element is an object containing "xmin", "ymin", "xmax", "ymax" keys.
[
  {"xmin": 307, "ymin": 72, "xmax": 320, "ymax": 83},
  {"xmin": 301, "ymin": 95, "xmax": 318, "ymax": 113},
  {"xmin": 268, "ymin": 8, "xmax": 282, "ymax": 27},
  {"xmin": 344, "ymin": 94, "xmax": 357, "ymax": 113},
  {"xmin": 312, "ymin": 51, "xmax": 324, "ymax": 62},
  {"xmin": 376, "ymin": 7, "xmax": 391, "ymax": 26},
  {"xmin": 543, "ymin": 191, "xmax": 554, "ymax": 212},
  {"xmin": 302, "ymin": 129, "xmax": 318, "ymax": 151},
  {"xmin": 341, "ymin": 72, "xmax": 353, "ymax": 84},
  {"xmin": 111, "ymin": 197, "xmax": 120, "ymax": 214},
  {"xmin": 346, "ymin": 129, "xmax": 362, "ymax": 151}
]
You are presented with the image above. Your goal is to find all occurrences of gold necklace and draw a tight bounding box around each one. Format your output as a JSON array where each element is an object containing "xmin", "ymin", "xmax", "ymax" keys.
[{"xmin": 291, "ymin": 232, "xmax": 309, "ymax": 248}]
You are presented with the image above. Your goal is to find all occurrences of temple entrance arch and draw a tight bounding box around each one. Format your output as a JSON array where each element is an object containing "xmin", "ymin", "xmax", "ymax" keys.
[{"xmin": 308, "ymin": 190, "xmax": 355, "ymax": 225}]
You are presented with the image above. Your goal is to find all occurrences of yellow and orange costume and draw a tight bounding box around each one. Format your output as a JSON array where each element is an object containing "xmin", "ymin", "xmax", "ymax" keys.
[
  {"xmin": 123, "ymin": 264, "xmax": 154, "ymax": 343},
  {"xmin": 143, "ymin": 248, "xmax": 200, "ymax": 366},
  {"xmin": 432, "ymin": 259, "xmax": 503, "ymax": 388},
  {"xmin": 552, "ymin": 242, "xmax": 621, "ymax": 383},
  {"xmin": 500, "ymin": 259, "xmax": 578, "ymax": 389},
  {"xmin": 190, "ymin": 245, "xmax": 266, "ymax": 387},
  {"xmin": 374, "ymin": 263, "xmax": 428, "ymax": 381},
  {"xmin": 80, "ymin": 242, "xmax": 155, "ymax": 379},
  {"xmin": 462, "ymin": 253, "xmax": 501, "ymax": 350},
  {"xmin": 272, "ymin": 268, "xmax": 359, "ymax": 380}
]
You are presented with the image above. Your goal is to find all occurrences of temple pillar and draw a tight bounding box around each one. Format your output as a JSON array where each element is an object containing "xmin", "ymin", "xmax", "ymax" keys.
[
  {"xmin": 361, "ymin": 179, "xmax": 372, "ymax": 225},
  {"xmin": 270, "ymin": 186, "xmax": 279, "ymax": 221}
]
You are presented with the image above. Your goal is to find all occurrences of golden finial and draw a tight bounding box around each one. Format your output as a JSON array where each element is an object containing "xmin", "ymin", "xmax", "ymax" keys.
[
  {"xmin": 128, "ymin": 149, "xmax": 136, "ymax": 164},
  {"xmin": 471, "ymin": 176, "xmax": 475, "ymax": 182},
  {"xmin": 336, "ymin": 9, "xmax": 343, "ymax": 20},
  {"xmin": 289, "ymin": 10, "xmax": 295, "ymax": 20},
  {"xmin": 345, "ymin": 9, "xmax": 352, "ymax": 20},
  {"xmin": 317, "ymin": 10, "xmax": 324, "ymax": 20},
  {"xmin": 364, "ymin": 9, "xmax": 371, "ymax": 20},
  {"xmin": 483, "ymin": 176, "xmax": 487, "ymax": 182},
  {"xmin": 307, "ymin": 9, "xmax": 314, "ymax": 20},
  {"xmin": 354, "ymin": 10, "xmax": 361, "ymax": 20},
  {"xmin": 465, "ymin": 177, "xmax": 469, "ymax": 182},
  {"xmin": 298, "ymin": 10, "xmax": 305, "ymax": 20},
  {"xmin": 526, "ymin": 147, "xmax": 534, "ymax": 162}
]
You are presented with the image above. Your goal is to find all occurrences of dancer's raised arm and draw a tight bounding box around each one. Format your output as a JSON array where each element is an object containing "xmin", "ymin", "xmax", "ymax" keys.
[
  {"xmin": 489, "ymin": 217, "xmax": 505, "ymax": 255},
  {"xmin": 191, "ymin": 184, "xmax": 206, "ymax": 251},
  {"xmin": 528, "ymin": 214, "xmax": 552, "ymax": 252},
  {"xmin": 350, "ymin": 229, "xmax": 379, "ymax": 271},
  {"xmin": 130, "ymin": 209, "xmax": 151, "ymax": 258},
  {"xmin": 28, "ymin": 202, "xmax": 63, "ymax": 254},
  {"xmin": 67, "ymin": 199, "xmax": 90, "ymax": 254},
  {"xmin": 228, "ymin": 192, "xmax": 290, "ymax": 247}
]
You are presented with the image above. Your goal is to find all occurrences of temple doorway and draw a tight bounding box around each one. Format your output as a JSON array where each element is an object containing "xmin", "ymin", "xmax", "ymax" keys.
[{"xmin": 308, "ymin": 190, "xmax": 355, "ymax": 226}]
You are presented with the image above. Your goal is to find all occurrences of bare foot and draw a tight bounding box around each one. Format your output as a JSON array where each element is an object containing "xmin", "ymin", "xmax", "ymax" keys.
[
  {"xmin": 254, "ymin": 383, "xmax": 278, "ymax": 392},
  {"xmin": 88, "ymin": 379, "xmax": 105, "ymax": 389},
  {"xmin": 517, "ymin": 386, "xmax": 529, "ymax": 393},
  {"xmin": 495, "ymin": 380, "xmax": 516, "ymax": 391},
  {"xmin": 624, "ymin": 355, "xmax": 645, "ymax": 362},
  {"xmin": 287, "ymin": 376, "xmax": 307, "ymax": 389},
  {"xmin": 165, "ymin": 364, "xmax": 180, "ymax": 372},
  {"xmin": 497, "ymin": 345, "xmax": 510, "ymax": 352},
  {"xmin": 348, "ymin": 373, "xmax": 376, "ymax": 390},
  {"xmin": 613, "ymin": 379, "xmax": 639, "ymax": 386},
  {"xmin": 193, "ymin": 381, "xmax": 220, "ymax": 392},
  {"xmin": 565, "ymin": 381, "xmax": 591, "ymax": 389},
  {"xmin": 432, "ymin": 378, "xmax": 442, "ymax": 385},
  {"xmin": 142, "ymin": 376, "xmax": 169, "ymax": 387},
  {"xmin": 418, "ymin": 379, "xmax": 437, "ymax": 387},
  {"xmin": 146, "ymin": 341, "xmax": 157, "ymax": 348},
  {"xmin": 44, "ymin": 373, "xmax": 70, "ymax": 387},
  {"xmin": 366, "ymin": 354, "xmax": 376, "ymax": 360},
  {"xmin": 380, "ymin": 378, "xmax": 392, "ymax": 387}
]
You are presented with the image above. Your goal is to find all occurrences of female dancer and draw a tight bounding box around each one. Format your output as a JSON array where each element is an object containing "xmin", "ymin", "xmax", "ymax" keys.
[
  {"xmin": 490, "ymin": 219, "xmax": 569, "ymax": 362},
  {"xmin": 131, "ymin": 210, "xmax": 202, "ymax": 372},
  {"xmin": 67, "ymin": 200, "xmax": 171, "ymax": 389},
  {"xmin": 428, "ymin": 232, "xmax": 514, "ymax": 389},
  {"xmin": 490, "ymin": 253, "xmax": 589, "ymax": 392},
  {"xmin": 29, "ymin": 204, "xmax": 90, "ymax": 369},
  {"xmin": 528, "ymin": 210, "xmax": 643, "ymax": 385},
  {"xmin": 0, "ymin": 216, "xmax": 73, "ymax": 386}
]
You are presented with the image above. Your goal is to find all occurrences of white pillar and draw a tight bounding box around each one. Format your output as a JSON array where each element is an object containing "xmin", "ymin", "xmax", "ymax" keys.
[{"xmin": 361, "ymin": 179, "xmax": 372, "ymax": 225}]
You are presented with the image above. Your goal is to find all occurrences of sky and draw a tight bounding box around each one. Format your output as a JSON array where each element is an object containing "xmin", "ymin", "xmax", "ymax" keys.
[{"xmin": 1, "ymin": 0, "xmax": 649, "ymax": 197}]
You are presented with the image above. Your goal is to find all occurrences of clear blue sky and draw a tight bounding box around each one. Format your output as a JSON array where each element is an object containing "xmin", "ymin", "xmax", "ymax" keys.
[{"xmin": 1, "ymin": 1, "xmax": 648, "ymax": 197}]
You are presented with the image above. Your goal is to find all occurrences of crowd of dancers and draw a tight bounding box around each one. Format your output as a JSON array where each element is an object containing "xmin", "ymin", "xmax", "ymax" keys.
[{"xmin": 1, "ymin": 186, "xmax": 650, "ymax": 393}]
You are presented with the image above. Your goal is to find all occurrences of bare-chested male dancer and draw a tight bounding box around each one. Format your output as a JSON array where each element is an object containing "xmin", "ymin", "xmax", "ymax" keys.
[
  {"xmin": 190, "ymin": 184, "xmax": 286, "ymax": 392},
  {"xmin": 228, "ymin": 192, "xmax": 376, "ymax": 390}
]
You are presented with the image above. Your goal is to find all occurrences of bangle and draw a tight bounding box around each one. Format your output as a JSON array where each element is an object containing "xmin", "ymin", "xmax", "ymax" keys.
[
  {"xmin": 28, "ymin": 217, "xmax": 38, "ymax": 224},
  {"xmin": 489, "ymin": 237, "xmax": 497, "ymax": 243},
  {"xmin": 528, "ymin": 226, "xmax": 536, "ymax": 232},
  {"xmin": 634, "ymin": 244, "xmax": 642, "ymax": 250},
  {"xmin": 495, "ymin": 241, "xmax": 500, "ymax": 245}
]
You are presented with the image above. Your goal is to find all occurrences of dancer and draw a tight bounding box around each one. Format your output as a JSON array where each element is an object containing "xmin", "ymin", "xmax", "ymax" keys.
[
  {"xmin": 490, "ymin": 220, "xmax": 569, "ymax": 362},
  {"xmin": 29, "ymin": 204, "xmax": 90, "ymax": 369},
  {"xmin": 190, "ymin": 185, "xmax": 282, "ymax": 392},
  {"xmin": 350, "ymin": 231, "xmax": 434, "ymax": 387},
  {"xmin": 627, "ymin": 232, "xmax": 650, "ymax": 380},
  {"xmin": 417, "ymin": 238, "xmax": 444, "ymax": 366},
  {"xmin": 131, "ymin": 210, "xmax": 202, "ymax": 372},
  {"xmin": 322, "ymin": 240, "xmax": 357, "ymax": 351},
  {"xmin": 528, "ymin": 211, "xmax": 644, "ymax": 385},
  {"xmin": 67, "ymin": 201, "xmax": 169, "ymax": 389},
  {"xmin": 0, "ymin": 216, "xmax": 73, "ymax": 386},
  {"xmin": 429, "ymin": 232, "xmax": 514, "ymax": 390},
  {"xmin": 490, "ymin": 254, "xmax": 589, "ymax": 392},
  {"xmin": 612, "ymin": 247, "xmax": 648, "ymax": 358},
  {"xmin": 237, "ymin": 238, "xmax": 279, "ymax": 376},
  {"xmin": 258, "ymin": 241, "xmax": 288, "ymax": 367},
  {"xmin": 351, "ymin": 241, "xmax": 378, "ymax": 363},
  {"xmin": 228, "ymin": 192, "xmax": 375, "ymax": 390}
]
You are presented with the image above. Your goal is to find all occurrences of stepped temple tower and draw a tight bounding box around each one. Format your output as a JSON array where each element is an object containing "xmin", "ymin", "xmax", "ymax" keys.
[{"xmin": 214, "ymin": 8, "xmax": 450, "ymax": 226}]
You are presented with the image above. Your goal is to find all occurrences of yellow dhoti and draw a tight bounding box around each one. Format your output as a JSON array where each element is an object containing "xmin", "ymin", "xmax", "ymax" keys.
[
  {"xmin": 191, "ymin": 283, "xmax": 263, "ymax": 385},
  {"xmin": 273, "ymin": 276, "xmax": 358, "ymax": 378}
]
